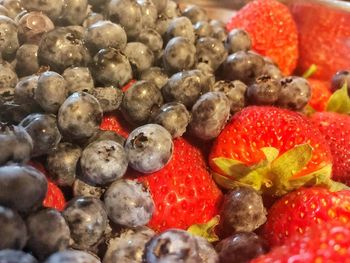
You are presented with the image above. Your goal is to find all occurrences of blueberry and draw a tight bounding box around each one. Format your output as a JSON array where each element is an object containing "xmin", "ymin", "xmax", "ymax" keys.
[
  {"xmin": 44, "ymin": 250, "xmax": 101, "ymax": 263},
  {"xmin": 222, "ymin": 51, "xmax": 265, "ymax": 84},
  {"xmin": 125, "ymin": 124, "xmax": 173, "ymax": 173},
  {"xmin": 215, "ymin": 232, "xmax": 268, "ymax": 263},
  {"xmin": 20, "ymin": 113, "xmax": 61, "ymax": 157},
  {"xmin": 73, "ymin": 178, "xmax": 105, "ymax": 198},
  {"xmin": 63, "ymin": 196, "xmax": 108, "ymax": 250},
  {"xmin": 194, "ymin": 21, "xmax": 214, "ymax": 39},
  {"xmin": 124, "ymin": 42, "xmax": 154, "ymax": 74},
  {"xmin": 15, "ymin": 44, "xmax": 40, "ymax": 77},
  {"xmin": 47, "ymin": 142, "xmax": 82, "ymax": 186},
  {"xmin": 331, "ymin": 70, "xmax": 350, "ymax": 93},
  {"xmin": 0, "ymin": 61, "xmax": 18, "ymax": 89},
  {"xmin": 140, "ymin": 67, "xmax": 168, "ymax": 89},
  {"xmin": 122, "ymin": 81, "xmax": 163, "ymax": 125},
  {"xmin": 88, "ymin": 0, "xmax": 108, "ymax": 13},
  {"xmin": 151, "ymin": 0, "xmax": 167, "ymax": 12},
  {"xmin": 104, "ymin": 179, "xmax": 154, "ymax": 227},
  {"xmin": 62, "ymin": 67, "xmax": 95, "ymax": 95},
  {"xmin": 247, "ymin": 75, "xmax": 281, "ymax": 105},
  {"xmin": 152, "ymin": 102, "xmax": 191, "ymax": 138},
  {"xmin": 91, "ymin": 48, "xmax": 132, "ymax": 88},
  {"xmin": 211, "ymin": 23, "xmax": 227, "ymax": 43},
  {"xmin": 277, "ymin": 76, "xmax": 311, "ymax": 111},
  {"xmin": 261, "ymin": 62, "xmax": 283, "ymax": 80},
  {"xmin": 14, "ymin": 75, "xmax": 40, "ymax": 113},
  {"xmin": 21, "ymin": 0, "xmax": 64, "ymax": 21},
  {"xmin": 18, "ymin": 12, "xmax": 54, "ymax": 44},
  {"xmin": 166, "ymin": 16, "xmax": 195, "ymax": 43},
  {"xmin": 0, "ymin": 164, "xmax": 47, "ymax": 213},
  {"xmin": 34, "ymin": 71, "xmax": 68, "ymax": 114},
  {"xmin": 38, "ymin": 27, "xmax": 91, "ymax": 73},
  {"xmin": 80, "ymin": 140, "xmax": 128, "ymax": 185},
  {"xmin": 195, "ymin": 236, "xmax": 219, "ymax": 263},
  {"xmin": 144, "ymin": 229, "xmax": 201, "ymax": 263},
  {"xmin": 0, "ymin": 123, "xmax": 33, "ymax": 165},
  {"xmin": 154, "ymin": 14, "xmax": 172, "ymax": 37},
  {"xmin": 58, "ymin": 0, "xmax": 89, "ymax": 25},
  {"xmin": 83, "ymin": 12, "xmax": 104, "ymax": 28},
  {"xmin": 182, "ymin": 5, "xmax": 208, "ymax": 24},
  {"xmin": 190, "ymin": 91, "xmax": 231, "ymax": 140},
  {"xmin": 196, "ymin": 37, "xmax": 227, "ymax": 71},
  {"xmin": 103, "ymin": 227, "xmax": 155, "ymax": 263},
  {"xmin": 0, "ymin": 250, "xmax": 38, "ymax": 263},
  {"xmin": 0, "ymin": 15, "xmax": 19, "ymax": 60},
  {"xmin": 91, "ymin": 86, "xmax": 123, "ymax": 113},
  {"xmin": 85, "ymin": 130, "xmax": 125, "ymax": 147},
  {"xmin": 85, "ymin": 20, "xmax": 127, "ymax": 55},
  {"xmin": 58, "ymin": 92, "xmax": 103, "ymax": 141},
  {"xmin": 225, "ymin": 29, "xmax": 252, "ymax": 54},
  {"xmin": 0, "ymin": 206, "xmax": 27, "ymax": 250},
  {"xmin": 106, "ymin": 0, "xmax": 142, "ymax": 40},
  {"xmin": 138, "ymin": 0, "xmax": 158, "ymax": 29},
  {"xmin": 0, "ymin": 5, "xmax": 10, "ymax": 17},
  {"xmin": 163, "ymin": 37, "xmax": 196, "ymax": 73},
  {"xmin": 26, "ymin": 208, "xmax": 71, "ymax": 260},
  {"xmin": 0, "ymin": 101, "xmax": 30, "ymax": 125},
  {"xmin": 220, "ymin": 187, "xmax": 266, "ymax": 236},
  {"xmin": 138, "ymin": 28, "xmax": 163, "ymax": 53}
]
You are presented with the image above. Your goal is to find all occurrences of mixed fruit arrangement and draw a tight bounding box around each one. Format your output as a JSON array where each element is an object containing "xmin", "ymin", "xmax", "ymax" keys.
[{"xmin": 0, "ymin": 0, "xmax": 350, "ymax": 262}]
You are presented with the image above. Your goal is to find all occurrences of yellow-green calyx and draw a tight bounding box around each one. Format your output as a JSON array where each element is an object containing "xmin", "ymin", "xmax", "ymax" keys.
[
  {"xmin": 187, "ymin": 215, "xmax": 220, "ymax": 243},
  {"xmin": 326, "ymin": 83, "xmax": 350, "ymax": 114}
]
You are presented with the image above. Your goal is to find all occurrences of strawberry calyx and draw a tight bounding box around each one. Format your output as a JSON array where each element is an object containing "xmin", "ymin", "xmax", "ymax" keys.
[
  {"xmin": 187, "ymin": 215, "xmax": 220, "ymax": 243},
  {"xmin": 302, "ymin": 64, "xmax": 318, "ymax": 79},
  {"xmin": 326, "ymin": 83, "xmax": 350, "ymax": 114},
  {"xmin": 212, "ymin": 144, "xmax": 346, "ymax": 196}
]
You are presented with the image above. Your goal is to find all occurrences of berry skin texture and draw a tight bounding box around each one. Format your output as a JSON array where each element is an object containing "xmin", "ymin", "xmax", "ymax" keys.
[
  {"xmin": 43, "ymin": 180, "xmax": 66, "ymax": 212},
  {"xmin": 262, "ymin": 187, "xmax": 350, "ymax": 247},
  {"xmin": 100, "ymin": 112, "xmax": 131, "ymax": 138},
  {"xmin": 311, "ymin": 112, "xmax": 350, "ymax": 183},
  {"xmin": 307, "ymin": 78, "xmax": 332, "ymax": 111},
  {"xmin": 130, "ymin": 137, "xmax": 223, "ymax": 233},
  {"xmin": 226, "ymin": 0, "xmax": 298, "ymax": 75}
]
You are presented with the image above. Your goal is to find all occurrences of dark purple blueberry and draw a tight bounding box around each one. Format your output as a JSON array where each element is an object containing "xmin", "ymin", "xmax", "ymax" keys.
[
  {"xmin": 140, "ymin": 67, "xmax": 168, "ymax": 89},
  {"xmin": 190, "ymin": 91, "xmax": 230, "ymax": 140},
  {"xmin": 85, "ymin": 20, "xmax": 127, "ymax": 55},
  {"xmin": 196, "ymin": 37, "xmax": 227, "ymax": 71},
  {"xmin": 62, "ymin": 67, "xmax": 95, "ymax": 95},
  {"xmin": 91, "ymin": 86, "xmax": 123, "ymax": 113},
  {"xmin": 225, "ymin": 29, "xmax": 252, "ymax": 54},
  {"xmin": 58, "ymin": 0, "xmax": 89, "ymax": 25},
  {"xmin": 0, "ymin": 123, "xmax": 33, "ymax": 165},
  {"xmin": 21, "ymin": 0, "xmax": 63, "ymax": 21},
  {"xmin": 211, "ymin": 22, "xmax": 227, "ymax": 43},
  {"xmin": 151, "ymin": 0, "xmax": 167, "ymax": 12},
  {"xmin": 182, "ymin": 5, "xmax": 208, "ymax": 24},
  {"xmin": 195, "ymin": 236, "xmax": 219, "ymax": 263},
  {"xmin": 44, "ymin": 250, "xmax": 101, "ymax": 263},
  {"xmin": 73, "ymin": 178, "xmax": 105, "ymax": 198},
  {"xmin": 125, "ymin": 124, "xmax": 173, "ymax": 173},
  {"xmin": 0, "ymin": 61, "xmax": 18, "ymax": 89},
  {"xmin": 0, "ymin": 250, "xmax": 38, "ymax": 263},
  {"xmin": 26, "ymin": 208, "xmax": 71, "ymax": 260},
  {"xmin": 83, "ymin": 12, "xmax": 104, "ymax": 28},
  {"xmin": 138, "ymin": 0, "xmax": 157, "ymax": 29},
  {"xmin": 210, "ymin": 19, "xmax": 225, "ymax": 29},
  {"xmin": 331, "ymin": 70, "xmax": 350, "ymax": 93},
  {"xmin": 222, "ymin": 51, "xmax": 265, "ymax": 85},
  {"xmin": 34, "ymin": 71, "xmax": 68, "ymax": 114},
  {"xmin": 47, "ymin": 142, "xmax": 82, "ymax": 186},
  {"xmin": 121, "ymin": 80, "xmax": 163, "ymax": 125},
  {"xmin": 138, "ymin": 28, "xmax": 163, "ymax": 53},
  {"xmin": 0, "ymin": 15, "xmax": 19, "ymax": 60},
  {"xmin": 38, "ymin": 27, "xmax": 91, "ymax": 73},
  {"xmin": 63, "ymin": 196, "xmax": 108, "ymax": 250},
  {"xmin": 124, "ymin": 42, "xmax": 154, "ymax": 74},
  {"xmin": 57, "ymin": 92, "xmax": 103, "ymax": 141},
  {"xmin": 215, "ymin": 232, "xmax": 268, "ymax": 263},
  {"xmin": 194, "ymin": 20, "xmax": 214, "ymax": 39},
  {"xmin": 106, "ymin": 0, "xmax": 142, "ymax": 40},
  {"xmin": 18, "ymin": 12, "xmax": 54, "ymax": 44},
  {"xmin": 91, "ymin": 48, "xmax": 132, "ymax": 88},
  {"xmin": 85, "ymin": 130, "xmax": 125, "ymax": 147},
  {"xmin": 0, "ymin": 164, "xmax": 47, "ymax": 213},
  {"xmin": 163, "ymin": 37, "xmax": 196, "ymax": 73},
  {"xmin": 152, "ymin": 102, "xmax": 190, "ymax": 138},
  {"xmin": 103, "ymin": 227, "xmax": 155, "ymax": 263},
  {"xmin": 220, "ymin": 187, "xmax": 266, "ymax": 236},
  {"xmin": 20, "ymin": 113, "xmax": 61, "ymax": 157},
  {"xmin": 247, "ymin": 75, "xmax": 281, "ymax": 105},
  {"xmin": 88, "ymin": 0, "xmax": 108, "ymax": 12},
  {"xmin": 14, "ymin": 75, "xmax": 40, "ymax": 112},
  {"xmin": 261, "ymin": 62, "xmax": 283, "ymax": 80},
  {"xmin": 277, "ymin": 76, "xmax": 311, "ymax": 111},
  {"xmin": 15, "ymin": 44, "xmax": 39, "ymax": 77},
  {"xmin": 0, "ymin": 101, "xmax": 30, "ymax": 125},
  {"xmin": 144, "ymin": 229, "xmax": 201, "ymax": 263},
  {"xmin": 80, "ymin": 140, "xmax": 128, "ymax": 185},
  {"xmin": 0, "ymin": 206, "xmax": 27, "ymax": 250},
  {"xmin": 154, "ymin": 14, "xmax": 172, "ymax": 37},
  {"xmin": 166, "ymin": 16, "xmax": 195, "ymax": 43},
  {"xmin": 104, "ymin": 179, "xmax": 155, "ymax": 227}
]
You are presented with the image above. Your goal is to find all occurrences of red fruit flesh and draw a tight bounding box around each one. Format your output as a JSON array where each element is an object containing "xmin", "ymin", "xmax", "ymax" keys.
[
  {"xmin": 100, "ymin": 112, "xmax": 131, "ymax": 138},
  {"xmin": 307, "ymin": 78, "xmax": 332, "ymax": 112}
]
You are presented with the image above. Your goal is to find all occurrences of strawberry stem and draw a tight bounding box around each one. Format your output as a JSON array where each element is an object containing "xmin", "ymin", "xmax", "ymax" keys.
[{"xmin": 302, "ymin": 64, "xmax": 318, "ymax": 79}]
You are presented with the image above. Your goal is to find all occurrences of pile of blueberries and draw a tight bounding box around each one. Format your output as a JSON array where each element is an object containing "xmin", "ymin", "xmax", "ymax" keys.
[{"xmin": 0, "ymin": 0, "xmax": 311, "ymax": 262}]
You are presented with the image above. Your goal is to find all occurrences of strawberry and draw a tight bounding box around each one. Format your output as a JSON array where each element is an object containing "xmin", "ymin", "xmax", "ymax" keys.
[
  {"xmin": 128, "ymin": 137, "xmax": 223, "ymax": 233},
  {"xmin": 262, "ymin": 187, "xmax": 350, "ymax": 247},
  {"xmin": 121, "ymin": 79, "xmax": 136, "ymax": 93},
  {"xmin": 254, "ymin": 220, "xmax": 350, "ymax": 263},
  {"xmin": 226, "ymin": 0, "xmax": 298, "ymax": 75},
  {"xmin": 311, "ymin": 112, "xmax": 350, "ymax": 184},
  {"xmin": 209, "ymin": 106, "xmax": 333, "ymax": 196},
  {"xmin": 100, "ymin": 112, "xmax": 131, "ymax": 138},
  {"xmin": 307, "ymin": 78, "xmax": 332, "ymax": 112}
]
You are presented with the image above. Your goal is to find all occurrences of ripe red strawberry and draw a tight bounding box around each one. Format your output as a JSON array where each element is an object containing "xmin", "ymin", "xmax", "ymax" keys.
[
  {"xmin": 254, "ymin": 220, "xmax": 350, "ymax": 263},
  {"xmin": 226, "ymin": 0, "xmax": 298, "ymax": 75},
  {"xmin": 121, "ymin": 79, "xmax": 136, "ymax": 92},
  {"xmin": 100, "ymin": 112, "xmax": 131, "ymax": 138},
  {"xmin": 262, "ymin": 187, "xmax": 350, "ymax": 247},
  {"xmin": 307, "ymin": 78, "xmax": 332, "ymax": 112},
  {"xmin": 128, "ymin": 137, "xmax": 223, "ymax": 233},
  {"xmin": 292, "ymin": 2, "xmax": 350, "ymax": 80},
  {"xmin": 209, "ymin": 106, "xmax": 333, "ymax": 196},
  {"xmin": 311, "ymin": 112, "xmax": 350, "ymax": 184}
]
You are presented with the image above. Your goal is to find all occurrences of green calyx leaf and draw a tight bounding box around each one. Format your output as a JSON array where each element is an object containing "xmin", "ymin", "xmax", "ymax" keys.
[
  {"xmin": 212, "ymin": 157, "xmax": 251, "ymax": 178},
  {"xmin": 326, "ymin": 83, "xmax": 350, "ymax": 114},
  {"xmin": 187, "ymin": 215, "xmax": 220, "ymax": 243},
  {"xmin": 261, "ymin": 147, "xmax": 279, "ymax": 163},
  {"xmin": 302, "ymin": 64, "xmax": 318, "ymax": 79}
]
